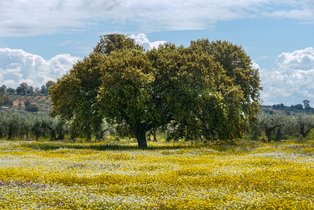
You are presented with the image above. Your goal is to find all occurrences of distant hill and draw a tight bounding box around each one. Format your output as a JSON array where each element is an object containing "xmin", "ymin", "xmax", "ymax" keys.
[
  {"xmin": 1, "ymin": 95, "xmax": 50, "ymax": 113},
  {"xmin": 261, "ymin": 103, "xmax": 314, "ymax": 114},
  {"xmin": 2, "ymin": 95, "xmax": 313, "ymax": 116}
]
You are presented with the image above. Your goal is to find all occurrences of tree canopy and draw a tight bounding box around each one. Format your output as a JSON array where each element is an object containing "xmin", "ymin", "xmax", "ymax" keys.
[{"xmin": 50, "ymin": 34, "xmax": 261, "ymax": 148}]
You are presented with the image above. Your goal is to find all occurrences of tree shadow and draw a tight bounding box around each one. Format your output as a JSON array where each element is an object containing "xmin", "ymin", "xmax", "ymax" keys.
[{"xmin": 21, "ymin": 141, "xmax": 191, "ymax": 151}]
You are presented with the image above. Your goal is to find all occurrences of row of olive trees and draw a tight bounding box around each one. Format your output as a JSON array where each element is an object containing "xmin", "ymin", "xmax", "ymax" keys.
[
  {"xmin": 0, "ymin": 110, "xmax": 66, "ymax": 141},
  {"xmin": 0, "ymin": 110, "xmax": 114, "ymax": 141},
  {"xmin": 252, "ymin": 111, "xmax": 314, "ymax": 142}
]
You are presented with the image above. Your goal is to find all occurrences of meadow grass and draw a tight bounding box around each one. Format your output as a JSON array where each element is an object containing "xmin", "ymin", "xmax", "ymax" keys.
[{"xmin": 0, "ymin": 139, "xmax": 313, "ymax": 209}]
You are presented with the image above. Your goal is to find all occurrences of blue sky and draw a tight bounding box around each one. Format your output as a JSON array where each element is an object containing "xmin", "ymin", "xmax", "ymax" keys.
[{"xmin": 0, "ymin": 0, "xmax": 314, "ymax": 105}]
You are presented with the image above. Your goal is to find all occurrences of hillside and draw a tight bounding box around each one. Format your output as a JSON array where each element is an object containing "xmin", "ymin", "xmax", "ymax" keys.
[{"xmin": 2, "ymin": 95, "xmax": 50, "ymax": 113}]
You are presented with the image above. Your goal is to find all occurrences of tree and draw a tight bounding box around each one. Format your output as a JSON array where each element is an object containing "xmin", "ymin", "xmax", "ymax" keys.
[
  {"xmin": 40, "ymin": 81, "xmax": 55, "ymax": 95},
  {"xmin": 6, "ymin": 88, "xmax": 15, "ymax": 95},
  {"xmin": 40, "ymin": 85, "xmax": 47, "ymax": 95},
  {"xmin": 50, "ymin": 34, "xmax": 261, "ymax": 148},
  {"xmin": 189, "ymin": 40, "xmax": 261, "ymax": 126},
  {"xmin": 16, "ymin": 82, "xmax": 34, "ymax": 95},
  {"xmin": 296, "ymin": 114, "xmax": 314, "ymax": 138},
  {"xmin": 98, "ymin": 49, "xmax": 155, "ymax": 148},
  {"xmin": 25, "ymin": 101, "xmax": 39, "ymax": 112},
  {"xmin": 0, "ymin": 85, "xmax": 7, "ymax": 94},
  {"xmin": 94, "ymin": 34, "xmax": 143, "ymax": 54},
  {"xmin": 148, "ymin": 44, "xmax": 247, "ymax": 141},
  {"xmin": 16, "ymin": 82, "xmax": 28, "ymax": 95},
  {"xmin": 50, "ymin": 34, "xmax": 144, "ymax": 142},
  {"xmin": 0, "ymin": 85, "xmax": 9, "ymax": 106},
  {"xmin": 291, "ymin": 104, "xmax": 303, "ymax": 111},
  {"xmin": 50, "ymin": 53, "xmax": 105, "ymax": 141},
  {"xmin": 257, "ymin": 112, "xmax": 284, "ymax": 142},
  {"xmin": 303, "ymin": 100, "xmax": 310, "ymax": 109}
]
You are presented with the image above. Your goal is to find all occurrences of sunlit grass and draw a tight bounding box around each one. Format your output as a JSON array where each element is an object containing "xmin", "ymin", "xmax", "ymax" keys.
[{"xmin": 0, "ymin": 139, "xmax": 313, "ymax": 209}]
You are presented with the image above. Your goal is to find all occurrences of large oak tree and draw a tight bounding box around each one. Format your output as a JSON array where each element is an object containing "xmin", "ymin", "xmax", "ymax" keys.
[{"xmin": 50, "ymin": 34, "xmax": 261, "ymax": 148}]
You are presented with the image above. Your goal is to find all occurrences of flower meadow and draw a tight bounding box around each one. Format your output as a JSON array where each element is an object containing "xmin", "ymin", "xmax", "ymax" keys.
[{"xmin": 0, "ymin": 140, "xmax": 313, "ymax": 209}]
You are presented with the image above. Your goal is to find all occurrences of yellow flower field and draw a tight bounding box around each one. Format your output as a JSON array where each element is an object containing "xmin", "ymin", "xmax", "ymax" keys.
[{"xmin": 0, "ymin": 140, "xmax": 313, "ymax": 209}]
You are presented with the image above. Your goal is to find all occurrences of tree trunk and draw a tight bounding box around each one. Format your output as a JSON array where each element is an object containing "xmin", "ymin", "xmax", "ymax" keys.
[
  {"xmin": 275, "ymin": 127, "xmax": 282, "ymax": 141},
  {"xmin": 265, "ymin": 128, "xmax": 272, "ymax": 142},
  {"xmin": 153, "ymin": 130, "xmax": 157, "ymax": 142},
  {"xmin": 70, "ymin": 134, "xmax": 76, "ymax": 142},
  {"xmin": 86, "ymin": 135, "xmax": 91, "ymax": 142},
  {"xmin": 299, "ymin": 123, "xmax": 306, "ymax": 138},
  {"xmin": 135, "ymin": 127, "xmax": 147, "ymax": 148},
  {"xmin": 7, "ymin": 129, "xmax": 13, "ymax": 140},
  {"xmin": 50, "ymin": 129, "xmax": 56, "ymax": 141},
  {"xmin": 35, "ymin": 133, "xmax": 40, "ymax": 141},
  {"xmin": 57, "ymin": 131, "xmax": 64, "ymax": 140},
  {"xmin": 298, "ymin": 123, "xmax": 312, "ymax": 138}
]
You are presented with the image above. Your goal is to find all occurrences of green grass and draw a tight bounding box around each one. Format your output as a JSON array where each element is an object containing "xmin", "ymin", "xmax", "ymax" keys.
[{"xmin": 0, "ymin": 139, "xmax": 313, "ymax": 209}]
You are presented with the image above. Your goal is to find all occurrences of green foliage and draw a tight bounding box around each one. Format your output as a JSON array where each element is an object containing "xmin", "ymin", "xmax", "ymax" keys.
[
  {"xmin": 189, "ymin": 40, "xmax": 261, "ymax": 125},
  {"xmin": 148, "ymin": 43, "xmax": 247, "ymax": 140},
  {"xmin": 50, "ymin": 53, "xmax": 105, "ymax": 140},
  {"xmin": 98, "ymin": 49, "xmax": 154, "ymax": 147},
  {"xmin": 40, "ymin": 81, "xmax": 55, "ymax": 95},
  {"xmin": 50, "ymin": 34, "xmax": 262, "ymax": 147},
  {"xmin": 0, "ymin": 110, "xmax": 65, "ymax": 141},
  {"xmin": 16, "ymin": 82, "xmax": 34, "ymax": 96},
  {"xmin": 94, "ymin": 34, "xmax": 143, "ymax": 54},
  {"xmin": 296, "ymin": 114, "xmax": 314, "ymax": 138},
  {"xmin": 24, "ymin": 100, "xmax": 39, "ymax": 112},
  {"xmin": 0, "ymin": 85, "xmax": 11, "ymax": 106},
  {"xmin": 253, "ymin": 111, "xmax": 314, "ymax": 141}
]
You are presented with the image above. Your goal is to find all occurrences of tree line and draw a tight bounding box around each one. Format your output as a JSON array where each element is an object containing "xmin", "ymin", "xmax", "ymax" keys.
[
  {"xmin": 0, "ymin": 81, "xmax": 54, "ymax": 99},
  {"xmin": 253, "ymin": 110, "xmax": 314, "ymax": 142},
  {"xmin": 0, "ymin": 110, "xmax": 66, "ymax": 140},
  {"xmin": 1, "ymin": 108, "xmax": 313, "ymax": 143}
]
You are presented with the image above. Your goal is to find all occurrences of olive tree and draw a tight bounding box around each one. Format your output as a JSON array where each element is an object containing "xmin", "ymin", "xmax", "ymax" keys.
[{"xmin": 295, "ymin": 114, "xmax": 314, "ymax": 138}]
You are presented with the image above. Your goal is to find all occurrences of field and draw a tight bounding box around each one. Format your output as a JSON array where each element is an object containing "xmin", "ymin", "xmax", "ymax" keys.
[{"xmin": 0, "ymin": 140, "xmax": 313, "ymax": 209}]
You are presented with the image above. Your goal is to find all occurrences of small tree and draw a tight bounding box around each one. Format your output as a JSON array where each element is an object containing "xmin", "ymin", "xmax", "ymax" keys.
[
  {"xmin": 296, "ymin": 114, "xmax": 314, "ymax": 138},
  {"xmin": 257, "ymin": 112, "xmax": 285, "ymax": 142}
]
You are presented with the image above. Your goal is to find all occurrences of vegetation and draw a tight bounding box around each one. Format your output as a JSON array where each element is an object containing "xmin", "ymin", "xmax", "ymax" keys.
[
  {"xmin": 0, "ymin": 82, "xmax": 52, "ymax": 113},
  {"xmin": 0, "ymin": 34, "xmax": 313, "ymax": 209},
  {"xmin": 0, "ymin": 110, "xmax": 66, "ymax": 141},
  {"xmin": 253, "ymin": 111, "xmax": 314, "ymax": 142},
  {"xmin": 270, "ymin": 99, "xmax": 314, "ymax": 114},
  {"xmin": 1, "ymin": 35, "xmax": 314, "ymax": 146},
  {"xmin": 50, "ymin": 34, "xmax": 261, "ymax": 148},
  {"xmin": 0, "ymin": 140, "xmax": 312, "ymax": 209}
]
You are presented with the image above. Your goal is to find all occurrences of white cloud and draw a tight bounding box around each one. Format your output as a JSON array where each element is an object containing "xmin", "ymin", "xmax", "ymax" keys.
[
  {"xmin": 251, "ymin": 61, "xmax": 261, "ymax": 70},
  {"xmin": 261, "ymin": 47, "xmax": 314, "ymax": 105},
  {"xmin": 0, "ymin": 0, "xmax": 313, "ymax": 37},
  {"xmin": 129, "ymin": 33, "xmax": 166, "ymax": 50},
  {"xmin": 0, "ymin": 48, "xmax": 80, "ymax": 88},
  {"xmin": 0, "ymin": 33, "xmax": 164, "ymax": 87}
]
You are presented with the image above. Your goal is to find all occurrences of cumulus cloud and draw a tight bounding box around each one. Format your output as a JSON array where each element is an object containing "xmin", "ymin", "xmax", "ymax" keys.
[
  {"xmin": 0, "ymin": 0, "xmax": 313, "ymax": 37},
  {"xmin": 251, "ymin": 61, "xmax": 261, "ymax": 70},
  {"xmin": 129, "ymin": 33, "xmax": 166, "ymax": 50},
  {"xmin": 0, "ymin": 33, "xmax": 165, "ymax": 87},
  {"xmin": 261, "ymin": 47, "xmax": 314, "ymax": 105},
  {"xmin": 0, "ymin": 48, "xmax": 80, "ymax": 88}
]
